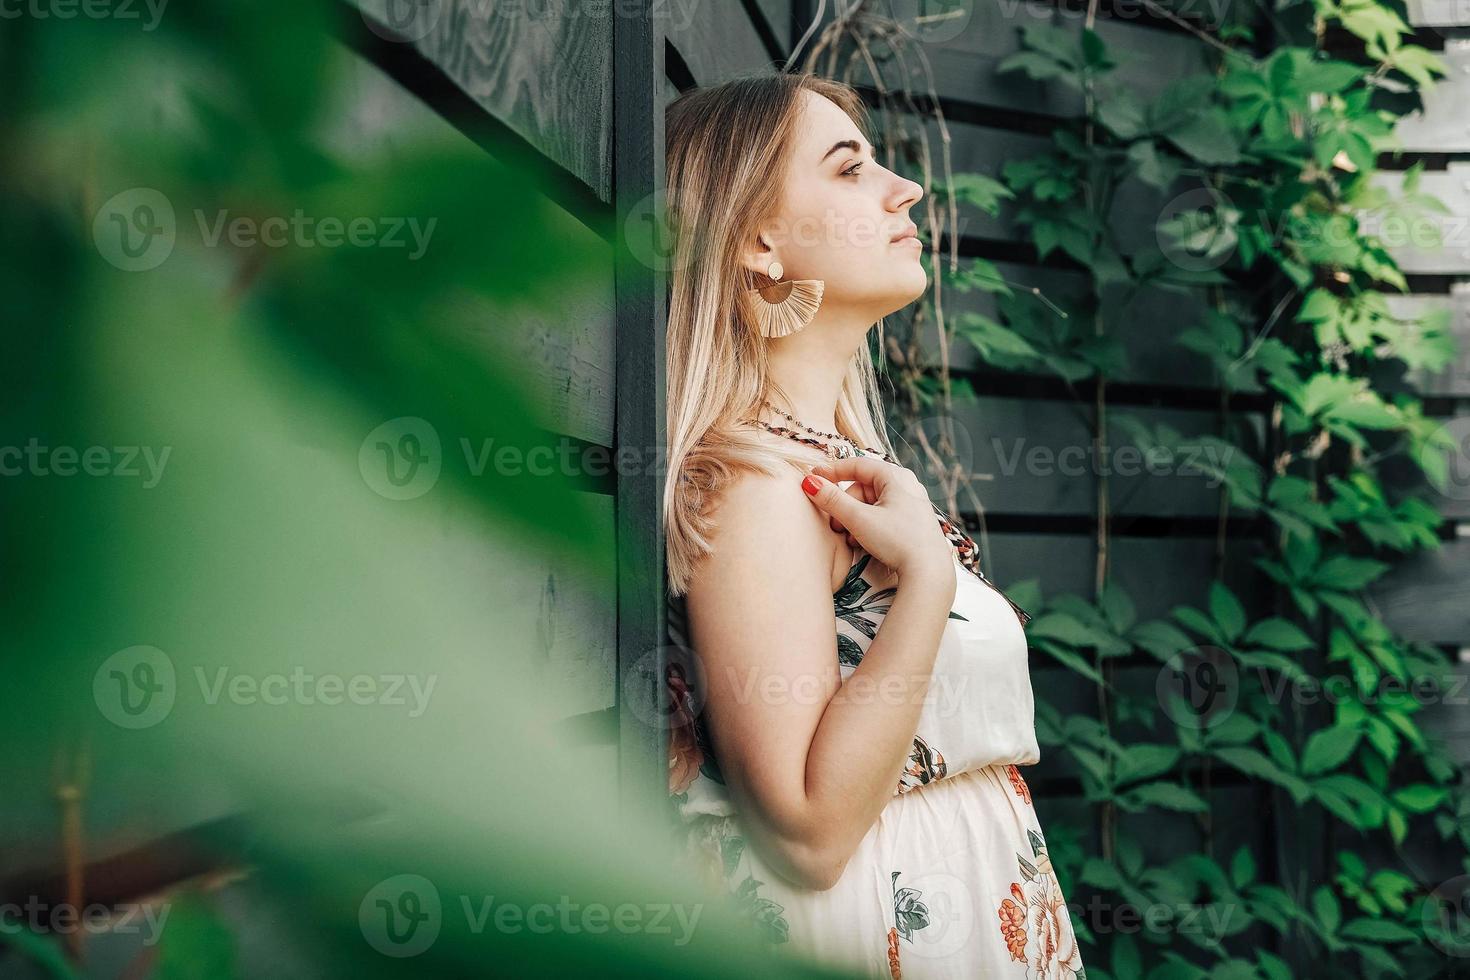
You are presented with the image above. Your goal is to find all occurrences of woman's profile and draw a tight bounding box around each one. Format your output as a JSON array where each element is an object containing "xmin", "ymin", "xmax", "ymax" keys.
[{"xmin": 662, "ymin": 71, "xmax": 1086, "ymax": 979}]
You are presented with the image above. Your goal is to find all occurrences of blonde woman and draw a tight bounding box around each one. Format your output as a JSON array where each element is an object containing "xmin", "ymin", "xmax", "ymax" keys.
[{"xmin": 663, "ymin": 72, "xmax": 1085, "ymax": 979}]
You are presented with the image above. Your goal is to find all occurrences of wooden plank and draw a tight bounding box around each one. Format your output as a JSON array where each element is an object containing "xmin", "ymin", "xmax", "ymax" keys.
[
  {"xmin": 1364, "ymin": 162, "xmax": 1470, "ymax": 274},
  {"xmin": 1372, "ymin": 532, "xmax": 1470, "ymax": 644},
  {"xmin": 754, "ymin": 0, "xmax": 796, "ymax": 55},
  {"xmin": 319, "ymin": 51, "xmax": 617, "ymax": 448},
  {"xmin": 436, "ymin": 274, "xmax": 616, "ymax": 449},
  {"xmin": 1381, "ymin": 284, "xmax": 1470, "ymax": 398},
  {"xmin": 613, "ymin": 0, "xmax": 671, "ymax": 830},
  {"xmin": 1406, "ymin": 0, "xmax": 1470, "ymax": 26},
  {"xmin": 980, "ymin": 532, "xmax": 1269, "ymax": 623},
  {"xmin": 667, "ymin": 0, "xmax": 782, "ymax": 84},
  {"xmin": 1390, "ymin": 39, "xmax": 1470, "ymax": 152},
  {"xmin": 1379, "ymin": 406, "xmax": 1470, "ymax": 522},
  {"xmin": 926, "ymin": 397, "xmax": 1260, "ymax": 519},
  {"xmin": 354, "ymin": 0, "xmax": 614, "ymax": 202},
  {"xmin": 909, "ymin": 259, "xmax": 1227, "ymax": 390},
  {"xmin": 929, "ymin": 116, "xmax": 1226, "ymax": 261},
  {"xmin": 820, "ymin": 0, "xmax": 1208, "ymax": 118}
]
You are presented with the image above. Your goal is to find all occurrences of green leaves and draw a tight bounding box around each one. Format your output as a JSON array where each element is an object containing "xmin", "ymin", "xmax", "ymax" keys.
[
  {"xmin": 934, "ymin": 172, "xmax": 1015, "ymax": 215},
  {"xmin": 1256, "ymin": 530, "xmax": 1390, "ymax": 619},
  {"xmin": 936, "ymin": 6, "xmax": 1458, "ymax": 977},
  {"xmin": 1301, "ymin": 725, "xmax": 1363, "ymax": 776},
  {"xmin": 1117, "ymin": 780, "xmax": 1209, "ymax": 813},
  {"xmin": 996, "ymin": 23, "xmax": 1117, "ymax": 92}
]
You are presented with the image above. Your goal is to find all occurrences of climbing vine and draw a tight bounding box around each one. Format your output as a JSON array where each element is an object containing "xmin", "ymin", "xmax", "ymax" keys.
[{"xmin": 797, "ymin": 0, "xmax": 1467, "ymax": 976}]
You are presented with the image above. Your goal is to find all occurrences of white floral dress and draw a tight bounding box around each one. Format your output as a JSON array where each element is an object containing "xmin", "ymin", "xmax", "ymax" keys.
[{"xmin": 666, "ymin": 504, "xmax": 1087, "ymax": 979}]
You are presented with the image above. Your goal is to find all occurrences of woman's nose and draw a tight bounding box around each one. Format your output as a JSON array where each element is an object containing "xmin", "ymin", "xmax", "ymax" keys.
[{"xmin": 891, "ymin": 174, "xmax": 923, "ymax": 211}]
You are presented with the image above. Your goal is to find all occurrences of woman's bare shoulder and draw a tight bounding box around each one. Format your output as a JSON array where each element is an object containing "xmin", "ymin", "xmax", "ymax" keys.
[{"xmin": 694, "ymin": 461, "xmax": 845, "ymax": 596}]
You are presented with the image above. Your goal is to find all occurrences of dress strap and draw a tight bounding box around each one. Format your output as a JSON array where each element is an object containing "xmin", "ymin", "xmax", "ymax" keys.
[{"xmin": 930, "ymin": 503, "xmax": 1032, "ymax": 628}]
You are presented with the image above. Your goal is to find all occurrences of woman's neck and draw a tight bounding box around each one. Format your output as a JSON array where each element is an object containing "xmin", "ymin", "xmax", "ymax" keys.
[{"xmin": 761, "ymin": 304, "xmax": 872, "ymax": 435}]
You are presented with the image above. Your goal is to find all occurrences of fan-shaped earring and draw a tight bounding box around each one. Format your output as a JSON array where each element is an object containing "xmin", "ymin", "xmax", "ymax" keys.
[{"xmin": 749, "ymin": 260, "xmax": 824, "ymax": 338}]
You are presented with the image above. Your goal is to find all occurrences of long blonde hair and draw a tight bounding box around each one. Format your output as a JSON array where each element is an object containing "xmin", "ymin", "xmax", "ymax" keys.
[{"xmin": 663, "ymin": 72, "xmax": 899, "ymax": 597}]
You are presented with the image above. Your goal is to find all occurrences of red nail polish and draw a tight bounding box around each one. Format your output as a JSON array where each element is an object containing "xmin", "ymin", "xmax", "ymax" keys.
[{"xmin": 801, "ymin": 474, "xmax": 821, "ymax": 496}]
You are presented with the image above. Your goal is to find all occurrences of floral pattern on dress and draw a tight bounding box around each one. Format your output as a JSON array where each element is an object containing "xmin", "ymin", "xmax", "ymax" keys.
[
  {"xmin": 1006, "ymin": 764, "xmax": 1033, "ymax": 806},
  {"xmin": 995, "ymin": 831, "xmax": 1085, "ymax": 979},
  {"xmin": 887, "ymin": 870, "xmax": 934, "ymax": 979},
  {"xmin": 836, "ymin": 554, "xmax": 970, "ymax": 652},
  {"xmin": 897, "ymin": 735, "xmax": 948, "ymax": 794},
  {"xmin": 667, "ymin": 662, "xmax": 704, "ymax": 796},
  {"xmin": 683, "ymin": 816, "xmax": 791, "ymax": 946}
]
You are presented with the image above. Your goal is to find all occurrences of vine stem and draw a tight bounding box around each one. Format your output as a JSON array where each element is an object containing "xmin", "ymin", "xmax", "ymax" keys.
[{"xmin": 53, "ymin": 741, "xmax": 91, "ymax": 965}]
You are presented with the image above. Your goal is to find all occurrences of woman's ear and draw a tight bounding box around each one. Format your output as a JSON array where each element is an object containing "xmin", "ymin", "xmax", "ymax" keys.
[{"xmin": 741, "ymin": 230, "xmax": 781, "ymax": 281}]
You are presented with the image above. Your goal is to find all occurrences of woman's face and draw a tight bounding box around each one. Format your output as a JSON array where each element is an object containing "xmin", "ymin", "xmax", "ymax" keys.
[{"xmin": 747, "ymin": 90, "xmax": 927, "ymax": 320}]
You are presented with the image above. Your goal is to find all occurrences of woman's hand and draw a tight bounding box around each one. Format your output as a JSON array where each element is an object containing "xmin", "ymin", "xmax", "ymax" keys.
[{"xmin": 800, "ymin": 456, "xmax": 954, "ymax": 584}]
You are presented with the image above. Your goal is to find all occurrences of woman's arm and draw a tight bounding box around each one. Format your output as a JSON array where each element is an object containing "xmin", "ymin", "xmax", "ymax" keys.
[{"xmin": 683, "ymin": 466, "xmax": 955, "ymax": 891}]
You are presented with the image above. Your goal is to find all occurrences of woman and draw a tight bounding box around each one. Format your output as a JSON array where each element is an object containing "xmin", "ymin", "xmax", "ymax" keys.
[{"xmin": 662, "ymin": 72, "xmax": 1086, "ymax": 979}]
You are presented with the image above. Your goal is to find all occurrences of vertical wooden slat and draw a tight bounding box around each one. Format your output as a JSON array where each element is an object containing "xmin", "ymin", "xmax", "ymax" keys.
[{"xmin": 613, "ymin": 1, "xmax": 670, "ymax": 830}]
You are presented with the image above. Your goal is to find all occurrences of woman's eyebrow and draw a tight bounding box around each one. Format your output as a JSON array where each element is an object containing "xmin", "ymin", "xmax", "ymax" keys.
[{"xmin": 819, "ymin": 138, "xmax": 868, "ymax": 164}]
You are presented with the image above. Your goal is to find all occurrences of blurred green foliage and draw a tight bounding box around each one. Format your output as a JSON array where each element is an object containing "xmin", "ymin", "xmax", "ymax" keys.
[{"xmin": 0, "ymin": 4, "xmax": 844, "ymax": 977}]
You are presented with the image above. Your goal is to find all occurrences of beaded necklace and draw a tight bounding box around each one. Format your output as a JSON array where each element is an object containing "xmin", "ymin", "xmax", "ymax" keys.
[{"xmin": 742, "ymin": 403, "xmax": 1031, "ymax": 627}]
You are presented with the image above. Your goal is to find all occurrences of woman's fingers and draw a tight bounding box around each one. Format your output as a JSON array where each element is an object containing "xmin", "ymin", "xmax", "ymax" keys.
[
  {"xmin": 808, "ymin": 454, "xmax": 895, "ymax": 491},
  {"xmin": 825, "ymin": 480, "xmax": 866, "ymax": 535}
]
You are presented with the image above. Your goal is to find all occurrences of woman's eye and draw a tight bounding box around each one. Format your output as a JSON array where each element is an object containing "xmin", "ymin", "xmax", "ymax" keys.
[{"xmin": 842, "ymin": 162, "xmax": 863, "ymax": 177}]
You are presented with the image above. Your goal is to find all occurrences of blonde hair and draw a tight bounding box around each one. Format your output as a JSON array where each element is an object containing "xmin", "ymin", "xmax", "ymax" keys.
[{"xmin": 663, "ymin": 72, "xmax": 899, "ymax": 597}]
